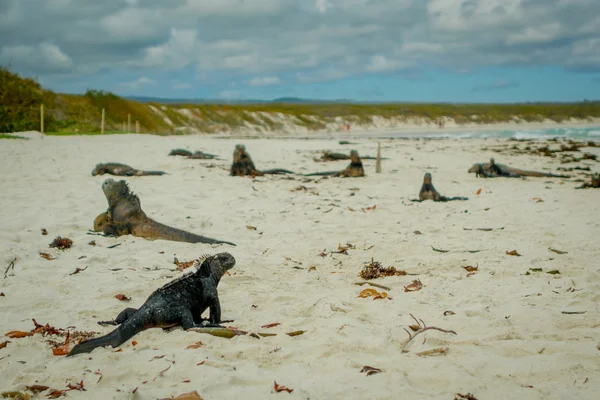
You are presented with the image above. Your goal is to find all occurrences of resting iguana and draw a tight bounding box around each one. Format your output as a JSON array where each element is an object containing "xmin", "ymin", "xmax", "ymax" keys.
[
  {"xmin": 575, "ymin": 173, "xmax": 600, "ymax": 189},
  {"xmin": 92, "ymin": 163, "xmax": 166, "ymax": 177},
  {"xmin": 411, "ymin": 172, "xmax": 468, "ymax": 202},
  {"xmin": 93, "ymin": 178, "xmax": 235, "ymax": 246},
  {"xmin": 169, "ymin": 149, "xmax": 218, "ymax": 159},
  {"xmin": 305, "ymin": 150, "xmax": 365, "ymax": 177},
  {"xmin": 316, "ymin": 150, "xmax": 385, "ymax": 162},
  {"xmin": 230, "ymin": 144, "xmax": 294, "ymax": 177},
  {"xmin": 67, "ymin": 252, "xmax": 235, "ymax": 356},
  {"xmin": 468, "ymin": 158, "xmax": 570, "ymax": 178}
]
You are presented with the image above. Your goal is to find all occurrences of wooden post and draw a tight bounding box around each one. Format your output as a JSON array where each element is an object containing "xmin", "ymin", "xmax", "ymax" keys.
[
  {"xmin": 101, "ymin": 108, "xmax": 105, "ymax": 134},
  {"xmin": 128, "ymin": 114, "xmax": 131, "ymax": 133},
  {"xmin": 136, "ymin": 120, "xmax": 139, "ymax": 133},
  {"xmin": 40, "ymin": 104, "xmax": 44, "ymax": 136},
  {"xmin": 375, "ymin": 142, "xmax": 382, "ymax": 173}
]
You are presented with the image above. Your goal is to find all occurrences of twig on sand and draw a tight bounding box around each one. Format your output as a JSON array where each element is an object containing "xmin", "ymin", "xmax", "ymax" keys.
[
  {"xmin": 4, "ymin": 257, "xmax": 16, "ymax": 278},
  {"xmin": 354, "ymin": 281, "xmax": 391, "ymax": 291},
  {"xmin": 401, "ymin": 314, "xmax": 457, "ymax": 352}
]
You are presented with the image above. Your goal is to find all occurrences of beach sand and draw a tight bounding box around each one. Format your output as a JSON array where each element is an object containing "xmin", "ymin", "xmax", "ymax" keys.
[{"xmin": 1, "ymin": 131, "xmax": 599, "ymax": 399}]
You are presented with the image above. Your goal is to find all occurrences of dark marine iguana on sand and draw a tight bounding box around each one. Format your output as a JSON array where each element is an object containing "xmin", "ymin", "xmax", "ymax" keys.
[
  {"xmin": 468, "ymin": 158, "xmax": 570, "ymax": 178},
  {"xmin": 230, "ymin": 144, "xmax": 295, "ymax": 177},
  {"xmin": 91, "ymin": 163, "xmax": 166, "ymax": 177},
  {"xmin": 575, "ymin": 173, "xmax": 600, "ymax": 189},
  {"xmin": 411, "ymin": 172, "xmax": 468, "ymax": 202},
  {"xmin": 315, "ymin": 150, "xmax": 385, "ymax": 162},
  {"xmin": 67, "ymin": 252, "xmax": 235, "ymax": 356},
  {"xmin": 93, "ymin": 178, "xmax": 235, "ymax": 245},
  {"xmin": 305, "ymin": 150, "xmax": 365, "ymax": 177},
  {"xmin": 169, "ymin": 149, "xmax": 219, "ymax": 159}
]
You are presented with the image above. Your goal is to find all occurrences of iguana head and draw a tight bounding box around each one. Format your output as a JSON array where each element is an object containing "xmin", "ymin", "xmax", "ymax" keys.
[
  {"xmin": 102, "ymin": 178, "xmax": 131, "ymax": 199},
  {"xmin": 423, "ymin": 172, "xmax": 433, "ymax": 184},
  {"xmin": 489, "ymin": 157, "xmax": 496, "ymax": 166},
  {"xmin": 468, "ymin": 164, "xmax": 483, "ymax": 173},
  {"xmin": 349, "ymin": 150, "xmax": 361, "ymax": 163},
  {"xmin": 200, "ymin": 252, "xmax": 236, "ymax": 280},
  {"xmin": 233, "ymin": 144, "xmax": 246, "ymax": 162},
  {"xmin": 91, "ymin": 164, "xmax": 108, "ymax": 176}
]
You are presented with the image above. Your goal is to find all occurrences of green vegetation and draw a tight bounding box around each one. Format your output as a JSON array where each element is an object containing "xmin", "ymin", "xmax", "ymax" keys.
[
  {"xmin": 1, "ymin": 66, "xmax": 599, "ymax": 135},
  {"xmin": 0, "ymin": 134, "xmax": 27, "ymax": 139}
]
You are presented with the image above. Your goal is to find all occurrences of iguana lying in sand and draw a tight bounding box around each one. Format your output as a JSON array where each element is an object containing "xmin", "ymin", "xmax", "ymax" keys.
[
  {"xmin": 93, "ymin": 178, "xmax": 235, "ymax": 245},
  {"xmin": 67, "ymin": 252, "xmax": 235, "ymax": 356},
  {"xmin": 468, "ymin": 158, "xmax": 570, "ymax": 178},
  {"xmin": 575, "ymin": 173, "xmax": 600, "ymax": 189},
  {"xmin": 411, "ymin": 173, "xmax": 468, "ymax": 202},
  {"xmin": 169, "ymin": 149, "xmax": 218, "ymax": 159},
  {"xmin": 91, "ymin": 163, "xmax": 166, "ymax": 177},
  {"xmin": 316, "ymin": 150, "xmax": 384, "ymax": 162},
  {"xmin": 305, "ymin": 150, "xmax": 365, "ymax": 177},
  {"xmin": 230, "ymin": 144, "xmax": 295, "ymax": 177}
]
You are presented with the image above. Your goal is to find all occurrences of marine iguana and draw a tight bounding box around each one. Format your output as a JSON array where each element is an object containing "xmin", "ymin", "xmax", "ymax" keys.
[
  {"xmin": 93, "ymin": 178, "xmax": 235, "ymax": 246},
  {"xmin": 67, "ymin": 252, "xmax": 236, "ymax": 356},
  {"xmin": 411, "ymin": 172, "xmax": 468, "ymax": 202},
  {"xmin": 305, "ymin": 150, "xmax": 365, "ymax": 177},
  {"xmin": 468, "ymin": 158, "xmax": 570, "ymax": 178},
  {"xmin": 92, "ymin": 163, "xmax": 166, "ymax": 177},
  {"xmin": 575, "ymin": 173, "xmax": 600, "ymax": 189},
  {"xmin": 230, "ymin": 144, "xmax": 295, "ymax": 177},
  {"xmin": 316, "ymin": 150, "xmax": 385, "ymax": 162},
  {"xmin": 169, "ymin": 149, "xmax": 218, "ymax": 159}
]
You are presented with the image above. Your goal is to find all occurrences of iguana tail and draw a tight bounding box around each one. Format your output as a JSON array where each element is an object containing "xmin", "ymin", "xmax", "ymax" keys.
[
  {"xmin": 67, "ymin": 315, "xmax": 145, "ymax": 356},
  {"xmin": 137, "ymin": 170, "xmax": 167, "ymax": 176},
  {"xmin": 304, "ymin": 171, "xmax": 340, "ymax": 176},
  {"xmin": 261, "ymin": 168, "xmax": 295, "ymax": 175},
  {"xmin": 439, "ymin": 196, "xmax": 469, "ymax": 202},
  {"xmin": 147, "ymin": 220, "xmax": 236, "ymax": 246}
]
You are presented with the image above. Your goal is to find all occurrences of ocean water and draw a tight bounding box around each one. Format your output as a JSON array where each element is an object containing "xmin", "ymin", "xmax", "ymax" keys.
[{"xmin": 381, "ymin": 126, "xmax": 600, "ymax": 140}]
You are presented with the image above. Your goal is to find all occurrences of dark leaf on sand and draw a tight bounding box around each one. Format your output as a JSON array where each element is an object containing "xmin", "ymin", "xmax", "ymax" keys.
[
  {"xmin": 360, "ymin": 365, "xmax": 382, "ymax": 376},
  {"xmin": 443, "ymin": 311, "xmax": 456, "ymax": 316},
  {"xmin": 41, "ymin": 228, "xmax": 48, "ymax": 236},
  {"xmin": 455, "ymin": 393, "xmax": 478, "ymax": 400},
  {"xmin": 273, "ymin": 381, "xmax": 293, "ymax": 393},
  {"xmin": 114, "ymin": 294, "xmax": 131, "ymax": 301},
  {"xmin": 69, "ymin": 267, "xmax": 87, "ymax": 276},
  {"xmin": 549, "ymin": 247, "xmax": 568, "ymax": 254},
  {"xmin": 431, "ymin": 246, "xmax": 449, "ymax": 253},
  {"xmin": 546, "ymin": 269, "xmax": 561, "ymax": 275},
  {"xmin": 359, "ymin": 258, "xmax": 406, "ymax": 280},
  {"xmin": 49, "ymin": 237, "xmax": 73, "ymax": 250},
  {"xmin": 39, "ymin": 252, "xmax": 55, "ymax": 260},
  {"xmin": 25, "ymin": 385, "xmax": 49, "ymax": 394},
  {"xmin": 404, "ymin": 279, "xmax": 423, "ymax": 292},
  {"xmin": 261, "ymin": 323, "xmax": 281, "ymax": 329},
  {"xmin": 506, "ymin": 250, "xmax": 521, "ymax": 256},
  {"xmin": 462, "ymin": 266, "xmax": 478, "ymax": 272},
  {"xmin": 0, "ymin": 340, "xmax": 9, "ymax": 349}
]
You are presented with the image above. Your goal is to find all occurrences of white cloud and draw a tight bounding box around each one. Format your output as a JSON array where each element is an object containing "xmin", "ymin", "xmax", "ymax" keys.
[
  {"xmin": 120, "ymin": 76, "xmax": 156, "ymax": 89},
  {"xmin": 1, "ymin": 0, "xmax": 600, "ymax": 79},
  {"xmin": 0, "ymin": 42, "xmax": 72, "ymax": 71},
  {"xmin": 137, "ymin": 28, "xmax": 197, "ymax": 69},
  {"xmin": 248, "ymin": 76, "xmax": 281, "ymax": 86}
]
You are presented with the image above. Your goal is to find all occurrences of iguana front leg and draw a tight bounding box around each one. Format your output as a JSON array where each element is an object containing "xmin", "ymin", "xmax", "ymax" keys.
[
  {"xmin": 181, "ymin": 309, "xmax": 224, "ymax": 329},
  {"xmin": 103, "ymin": 221, "xmax": 133, "ymax": 237}
]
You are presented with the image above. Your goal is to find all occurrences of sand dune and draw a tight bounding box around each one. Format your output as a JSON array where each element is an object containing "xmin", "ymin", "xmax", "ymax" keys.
[{"xmin": 1, "ymin": 132, "xmax": 599, "ymax": 400}]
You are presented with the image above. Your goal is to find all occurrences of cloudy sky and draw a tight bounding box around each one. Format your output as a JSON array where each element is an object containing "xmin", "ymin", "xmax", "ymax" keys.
[{"xmin": 1, "ymin": 0, "xmax": 600, "ymax": 102}]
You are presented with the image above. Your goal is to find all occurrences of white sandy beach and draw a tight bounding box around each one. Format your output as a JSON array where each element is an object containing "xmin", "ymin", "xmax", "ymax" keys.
[{"xmin": 1, "ymin": 130, "xmax": 599, "ymax": 400}]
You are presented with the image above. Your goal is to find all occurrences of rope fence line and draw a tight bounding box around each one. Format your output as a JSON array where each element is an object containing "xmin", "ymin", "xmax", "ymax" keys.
[{"xmin": 0, "ymin": 104, "xmax": 143, "ymax": 135}]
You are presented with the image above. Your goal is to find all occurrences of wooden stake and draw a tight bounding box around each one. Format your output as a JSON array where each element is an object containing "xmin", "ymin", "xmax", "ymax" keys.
[
  {"xmin": 375, "ymin": 142, "xmax": 382, "ymax": 173},
  {"xmin": 40, "ymin": 104, "xmax": 44, "ymax": 136},
  {"xmin": 128, "ymin": 113, "xmax": 131, "ymax": 132},
  {"xmin": 136, "ymin": 120, "xmax": 139, "ymax": 133},
  {"xmin": 101, "ymin": 108, "xmax": 105, "ymax": 134}
]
